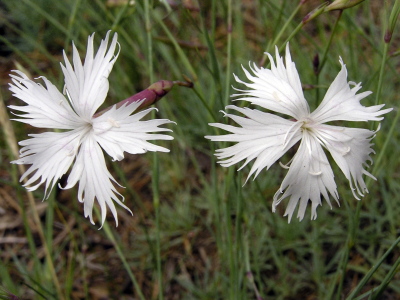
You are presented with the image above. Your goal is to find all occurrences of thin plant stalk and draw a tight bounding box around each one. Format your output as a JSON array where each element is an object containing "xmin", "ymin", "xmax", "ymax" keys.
[
  {"xmin": 234, "ymin": 173, "xmax": 244, "ymax": 299},
  {"xmin": 64, "ymin": 0, "xmax": 81, "ymax": 50},
  {"xmin": 224, "ymin": 0, "xmax": 232, "ymax": 106},
  {"xmin": 153, "ymin": 11, "xmax": 198, "ymax": 81},
  {"xmin": 224, "ymin": 168, "xmax": 235, "ymax": 300},
  {"xmin": 260, "ymin": 1, "xmax": 304, "ymax": 66},
  {"xmin": 21, "ymin": 0, "xmax": 71, "ymax": 38},
  {"xmin": 374, "ymin": 43, "xmax": 389, "ymax": 106},
  {"xmin": 94, "ymin": 207, "xmax": 146, "ymax": 300},
  {"xmin": 145, "ymin": 1, "xmax": 163, "ymax": 299},
  {"xmin": 280, "ymin": 2, "xmax": 329, "ymax": 53},
  {"xmin": 244, "ymin": 235, "xmax": 263, "ymax": 300},
  {"xmin": 345, "ymin": 235, "xmax": 400, "ymax": 299},
  {"xmin": 315, "ymin": 10, "xmax": 342, "ymax": 105},
  {"xmin": 371, "ymin": 249, "xmax": 400, "ymax": 299}
]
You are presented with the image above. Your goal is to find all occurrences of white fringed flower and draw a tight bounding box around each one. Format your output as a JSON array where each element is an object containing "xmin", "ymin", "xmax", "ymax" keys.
[
  {"xmin": 206, "ymin": 44, "xmax": 392, "ymax": 222},
  {"xmin": 9, "ymin": 32, "xmax": 174, "ymax": 226}
]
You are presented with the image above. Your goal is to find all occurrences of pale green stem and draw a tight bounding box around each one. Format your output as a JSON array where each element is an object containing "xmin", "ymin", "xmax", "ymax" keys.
[
  {"xmin": 64, "ymin": 0, "xmax": 81, "ymax": 50},
  {"xmin": 371, "ymin": 250, "xmax": 400, "ymax": 299},
  {"xmin": 22, "ymin": 0, "xmax": 71, "ymax": 37},
  {"xmin": 244, "ymin": 235, "xmax": 262, "ymax": 300},
  {"xmin": 260, "ymin": 1, "xmax": 304, "ymax": 66},
  {"xmin": 94, "ymin": 208, "xmax": 145, "ymax": 300},
  {"xmin": 234, "ymin": 173, "xmax": 244, "ymax": 299},
  {"xmin": 280, "ymin": 22, "xmax": 303, "ymax": 49},
  {"xmin": 346, "ymin": 235, "xmax": 400, "ymax": 299},
  {"xmin": 224, "ymin": 0, "xmax": 232, "ymax": 106},
  {"xmin": 369, "ymin": 109, "xmax": 400, "ymax": 180},
  {"xmin": 374, "ymin": 43, "xmax": 389, "ymax": 106},
  {"xmin": 315, "ymin": 10, "xmax": 342, "ymax": 105},
  {"xmin": 145, "ymin": 1, "xmax": 163, "ymax": 299},
  {"xmin": 153, "ymin": 12, "xmax": 197, "ymax": 81},
  {"xmin": 224, "ymin": 168, "xmax": 235, "ymax": 300},
  {"xmin": 111, "ymin": 0, "xmax": 131, "ymax": 31}
]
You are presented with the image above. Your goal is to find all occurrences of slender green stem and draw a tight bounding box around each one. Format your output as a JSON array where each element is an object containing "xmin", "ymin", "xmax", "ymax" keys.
[
  {"xmin": 371, "ymin": 247, "xmax": 400, "ymax": 299},
  {"xmin": 260, "ymin": 1, "xmax": 304, "ymax": 65},
  {"xmin": 145, "ymin": 0, "xmax": 154, "ymax": 84},
  {"xmin": 334, "ymin": 242, "xmax": 351, "ymax": 300},
  {"xmin": 45, "ymin": 192, "xmax": 54, "ymax": 260},
  {"xmin": 64, "ymin": 0, "xmax": 81, "ymax": 50},
  {"xmin": 280, "ymin": 22, "xmax": 303, "ymax": 51},
  {"xmin": 192, "ymin": 86, "xmax": 218, "ymax": 121},
  {"xmin": 111, "ymin": 1, "xmax": 130, "ymax": 31},
  {"xmin": 234, "ymin": 173, "xmax": 244, "ymax": 299},
  {"xmin": 375, "ymin": 43, "xmax": 389, "ymax": 106},
  {"xmin": 369, "ymin": 109, "xmax": 400, "ymax": 185},
  {"xmin": 244, "ymin": 234, "xmax": 262, "ymax": 300},
  {"xmin": 145, "ymin": 1, "xmax": 163, "ymax": 299},
  {"xmin": 22, "ymin": 0, "xmax": 71, "ymax": 38},
  {"xmin": 154, "ymin": 12, "xmax": 197, "ymax": 81},
  {"xmin": 210, "ymin": 142, "xmax": 223, "ymax": 254},
  {"xmin": 315, "ymin": 10, "xmax": 342, "ymax": 105},
  {"xmin": 326, "ymin": 195, "xmax": 353, "ymax": 299},
  {"xmin": 223, "ymin": 168, "xmax": 234, "ymax": 300},
  {"xmin": 224, "ymin": 0, "xmax": 232, "ymax": 107},
  {"xmin": 346, "ymin": 235, "xmax": 400, "ymax": 299},
  {"xmin": 94, "ymin": 208, "xmax": 146, "ymax": 300},
  {"xmin": 319, "ymin": 11, "xmax": 342, "ymax": 71}
]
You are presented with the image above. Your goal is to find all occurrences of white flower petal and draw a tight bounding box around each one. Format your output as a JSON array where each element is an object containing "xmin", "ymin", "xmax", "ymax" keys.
[
  {"xmin": 311, "ymin": 58, "xmax": 392, "ymax": 123},
  {"xmin": 315, "ymin": 124, "xmax": 376, "ymax": 199},
  {"xmin": 61, "ymin": 31, "xmax": 119, "ymax": 119},
  {"xmin": 93, "ymin": 103, "xmax": 174, "ymax": 161},
  {"xmin": 61, "ymin": 133, "xmax": 131, "ymax": 226},
  {"xmin": 11, "ymin": 130, "xmax": 83, "ymax": 198},
  {"xmin": 208, "ymin": 44, "xmax": 392, "ymax": 222},
  {"xmin": 273, "ymin": 132, "xmax": 339, "ymax": 222},
  {"xmin": 206, "ymin": 105, "xmax": 302, "ymax": 181},
  {"xmin": 232, "ymin": 43, "xmax": 309, "ymax": 119},
  {"xmin": 8, "ymin": 71, "xmax": 82, "ymax": 129},
  {"xmin": 9, "ymin": 31, "xmax": 175, "ymax": 227}
]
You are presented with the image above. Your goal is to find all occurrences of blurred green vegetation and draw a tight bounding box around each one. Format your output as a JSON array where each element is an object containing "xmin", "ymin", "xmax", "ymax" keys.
[{"xmin": 0, "ymin": 0, "xmax": 399, "ymax": 299}]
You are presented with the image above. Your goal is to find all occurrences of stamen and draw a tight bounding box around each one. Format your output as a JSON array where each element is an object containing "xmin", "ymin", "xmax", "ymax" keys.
[
  {"xmin": 272, "ymin": 91, "xmax": 281, "ymax": 102},
  {"xmin": 66, "ymin": 149, "xmax": 75, "ymax": 156},
  {"xmin": 279, "ymin": 157, "xmax": 293, "ymax": 169},
  {"xmin": 283, "ymin": 121, "xmax": 301, "ymax": 149},
  {"xmin": 107, "ymin": 118, "xmax": 120, "ymax": 128},
  {"xmin": 65, "ymin": 89, "xmax": 73, "ymax": 102},
  {"xmin": 309, "ymin": 170, "xmax": 322, "ymax": 176},
  {"xmin": 279, "ymin": 161, "xmax": 290, "ymax": 169},
  {"xmin": 341, "ymin": 147, "xmax": 351, "ymax": 156}
]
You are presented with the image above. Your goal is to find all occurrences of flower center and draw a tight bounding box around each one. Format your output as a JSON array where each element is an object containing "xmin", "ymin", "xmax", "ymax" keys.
[
  {"xmin": 300, "ymin": 117, "xmax": 315, "ymax": 132},
  {"xmin": 92, "ymin": 117, "xmax": 120, "ymax": 135}
]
